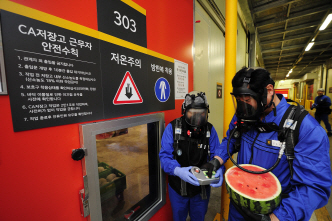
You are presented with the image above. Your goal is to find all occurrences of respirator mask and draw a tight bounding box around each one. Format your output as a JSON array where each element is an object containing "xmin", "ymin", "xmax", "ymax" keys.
[
  {"xmin": 231, "ymin": 92, "xmax": 264, "ymax": 124},
  {"xmin": 182, "ymin": 91, "xmax": 209, "ymax": 137},
  {"xmin": 231, "ymin": 80, "xmax": 267, "ymax": 133}
]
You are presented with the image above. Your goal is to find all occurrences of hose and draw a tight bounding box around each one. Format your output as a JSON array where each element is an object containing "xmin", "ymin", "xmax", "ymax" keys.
[{"xmin": 227, "ymin": 126, "xmax": 282, "ymax": 174}]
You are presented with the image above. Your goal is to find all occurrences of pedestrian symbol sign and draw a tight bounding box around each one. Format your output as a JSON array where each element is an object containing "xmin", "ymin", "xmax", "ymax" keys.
[
  {"xmin": 155, "ymin": 77, "xmax": 170, "ymax": 102},
  {"xmin": 113, "ymin": 71, "xmax": 143, "ymax": 105}
]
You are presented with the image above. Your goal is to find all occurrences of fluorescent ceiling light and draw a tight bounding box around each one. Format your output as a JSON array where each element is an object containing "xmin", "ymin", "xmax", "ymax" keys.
[
  {"xmin": 305, "ymin": 42, "xmax": 314, "ymax": 51},
  {"xmin": 319, "ymin": 14, "xmax": 332, "ymax": 31}
]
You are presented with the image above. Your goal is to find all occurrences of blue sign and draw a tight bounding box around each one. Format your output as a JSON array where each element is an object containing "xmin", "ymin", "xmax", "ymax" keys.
[{"xmin": 154, "ymin": 77, "xmax": 170, "ymax": 102}]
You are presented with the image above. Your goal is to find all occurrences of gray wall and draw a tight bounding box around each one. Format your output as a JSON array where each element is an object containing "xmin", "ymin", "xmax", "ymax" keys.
[{"xmin": 194, "ymin": 0, "xmax": 225, "ymax": 138}]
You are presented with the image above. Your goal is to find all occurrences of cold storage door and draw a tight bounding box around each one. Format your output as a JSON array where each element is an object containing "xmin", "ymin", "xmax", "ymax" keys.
[{"xmin": 79, "ymin": 113, "xmax": 166, "ymax": 221}]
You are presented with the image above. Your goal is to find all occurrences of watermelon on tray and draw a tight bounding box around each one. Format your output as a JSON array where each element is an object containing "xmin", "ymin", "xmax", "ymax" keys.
[{"xmin": 225, "ymin": 164, "xmax": 282, "ymax": 214}]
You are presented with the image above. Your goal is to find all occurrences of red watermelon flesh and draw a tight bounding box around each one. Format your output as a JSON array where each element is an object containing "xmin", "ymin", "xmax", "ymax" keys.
[
  {"xmin": 225, "ymin": 164, "xmax": 282, "ymax": 214},
  {"xmin": 227, "ymin": 165, "xmax": 278, "ymax": 199}
]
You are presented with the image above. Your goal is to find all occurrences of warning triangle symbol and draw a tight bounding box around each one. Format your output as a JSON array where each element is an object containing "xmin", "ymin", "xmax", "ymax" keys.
[{"xmin": 113, "ymin": 71, "xmax": 143, "ymax": 105}]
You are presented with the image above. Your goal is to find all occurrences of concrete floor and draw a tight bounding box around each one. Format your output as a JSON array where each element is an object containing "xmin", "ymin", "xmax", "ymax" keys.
[{"xmin": 204, "ymin": 186, "xmax": 222, "ymax": 221}]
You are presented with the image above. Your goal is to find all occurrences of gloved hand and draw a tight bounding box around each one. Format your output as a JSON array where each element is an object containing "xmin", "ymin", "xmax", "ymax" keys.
[
  {"xmin": 201, "ymin": 158, "xmax": 221, "ymax": 178},
  {"xmin": 241, "ymin": 206, "xmax": 271, "ymax": 221},
  {"xmin": 311, "ymin": 103, "xmax": 317, "ymax": 109},
  {"xmin": 174, "ymin": 166, "xmax": 200, "ymax": 186},
  {"xmin": 210, "ymin": 166, "xmax": 224, "ymax": 187}
]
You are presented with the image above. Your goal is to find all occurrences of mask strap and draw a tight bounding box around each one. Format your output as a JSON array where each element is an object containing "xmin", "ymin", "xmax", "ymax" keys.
[
  {"xmin": 194, "ymin": 92, "xmax": 210, "ymax": 114},
  {"xmin": 182, "ymin": 92, "xmax": 196, "ymax": 115},
  {"xmin": 199, "ymin": 92, "xmax": 210, "ymax": 113},
  {"xmin": 272, "ymin": 100, "xmax": 276, "ymax": 116},
  {"xmin": 242, "ymin": 69, "xmax": 255, "ymax": 88},
  {"xmin": 264, "ymin": 92, "xmax": 276, "ymax": 116}
]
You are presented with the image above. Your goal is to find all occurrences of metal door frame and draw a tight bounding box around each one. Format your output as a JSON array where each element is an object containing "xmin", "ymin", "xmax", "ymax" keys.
[{"xmin": 79, "ymin": 113, "xmax": 166, "ymax": 221}]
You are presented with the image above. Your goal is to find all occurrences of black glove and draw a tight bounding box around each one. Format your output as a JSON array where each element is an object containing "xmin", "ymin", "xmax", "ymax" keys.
[
  {"xmin": 230, "ymin": 198, "xmax": 271, "ymax": 221},
  {"xmin": 200, "ymin": 158, "xmax": 221, "ymax": 178}
]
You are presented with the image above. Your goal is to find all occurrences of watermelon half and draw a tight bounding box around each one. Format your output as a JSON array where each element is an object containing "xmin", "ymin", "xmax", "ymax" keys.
[{"xmin": 225, "ymin": 164, "xmax": 282, "ymax": 214}]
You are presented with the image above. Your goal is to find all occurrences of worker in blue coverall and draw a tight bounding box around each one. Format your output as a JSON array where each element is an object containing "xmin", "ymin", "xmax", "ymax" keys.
[
  {"xmin": 311, "ymin": 88, "xmax": 332, "ymax": 136},
  {"xmin": 215, "ymin": 67, "xmax": 332, "ymax": 221},
  {"xmin": 159, "ymin": 91, "xmax": 224, "ymax": 221}
]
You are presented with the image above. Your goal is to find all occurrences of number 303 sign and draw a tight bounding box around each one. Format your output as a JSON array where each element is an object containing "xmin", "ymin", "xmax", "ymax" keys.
[
  {"xmin": 114, "ymin": 11, "xmax": 137, "ymax": 33},
  {"xmin": 97, "ymin": 0, "xmax": 147, "ymax": 47}
]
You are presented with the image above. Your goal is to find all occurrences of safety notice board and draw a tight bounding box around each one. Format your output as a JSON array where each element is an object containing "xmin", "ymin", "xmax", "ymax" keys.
[{"xmin": 1, "ymin": 2, "xmax": 174, "ymax": 132}]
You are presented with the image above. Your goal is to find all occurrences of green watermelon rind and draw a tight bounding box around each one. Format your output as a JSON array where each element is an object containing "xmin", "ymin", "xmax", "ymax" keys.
[{"xmin": 225, "ymin": 164, "xmax": 282, "ymax": 215}]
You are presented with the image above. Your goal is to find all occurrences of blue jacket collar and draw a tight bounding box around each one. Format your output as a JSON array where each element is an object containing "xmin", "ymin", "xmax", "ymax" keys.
[{"xmin": 262, "ymin": 94, "xmax": 289, "ymax": 123}]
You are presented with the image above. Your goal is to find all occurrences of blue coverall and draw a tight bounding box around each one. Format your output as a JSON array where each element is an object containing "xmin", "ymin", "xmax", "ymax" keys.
[
  {"xmin": 217, "ymin": 94, "xmax": 332, "ymax": 221},
  {"xmin": 159, "ymin": 122, "xmax": 220, "ymax": 221},
  {"xmin": 313, "ymin": 94, "xmax": 332, "ymax": 133}
]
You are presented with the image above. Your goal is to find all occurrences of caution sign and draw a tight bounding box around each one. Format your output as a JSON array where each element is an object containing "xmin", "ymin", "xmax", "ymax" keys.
[{"xmin": 113, "ymin": 71, "xmax": 143, "ymax": 104}]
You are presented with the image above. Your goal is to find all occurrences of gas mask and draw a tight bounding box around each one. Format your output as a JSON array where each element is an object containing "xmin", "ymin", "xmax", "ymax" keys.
[
  {"xmin": 231, "ymin": 68, "xmax": 275, "ymax": 132},
  {"xmin": 182, "ymin": 91, "xmax": 209, "ymax": 137}
]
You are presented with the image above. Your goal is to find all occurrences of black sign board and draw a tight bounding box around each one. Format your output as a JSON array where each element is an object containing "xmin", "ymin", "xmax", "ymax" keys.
[
  {"xmin": 100, "ymin": 40, "xmax": 174, "ymax": 119},
  {"xmin": 97, "ymin": 0, "xmax": 147, "ymax": 48},
  {"xmin": 1, "ymin": 9, "xmax": 174, "ymax": 132},
  {"xmin": 1, "ymin": 10, "xmax": 104, "ymax": 131}
]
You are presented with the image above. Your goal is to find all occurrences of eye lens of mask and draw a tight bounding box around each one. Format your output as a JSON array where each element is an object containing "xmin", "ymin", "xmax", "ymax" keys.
[
  {"xmin": 232, "ymin": 95, "xmax": 258, "ymax": 120},
  {"xmin": 185, "ymin": 108, "xmax": 208, "ymax": 127}
]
